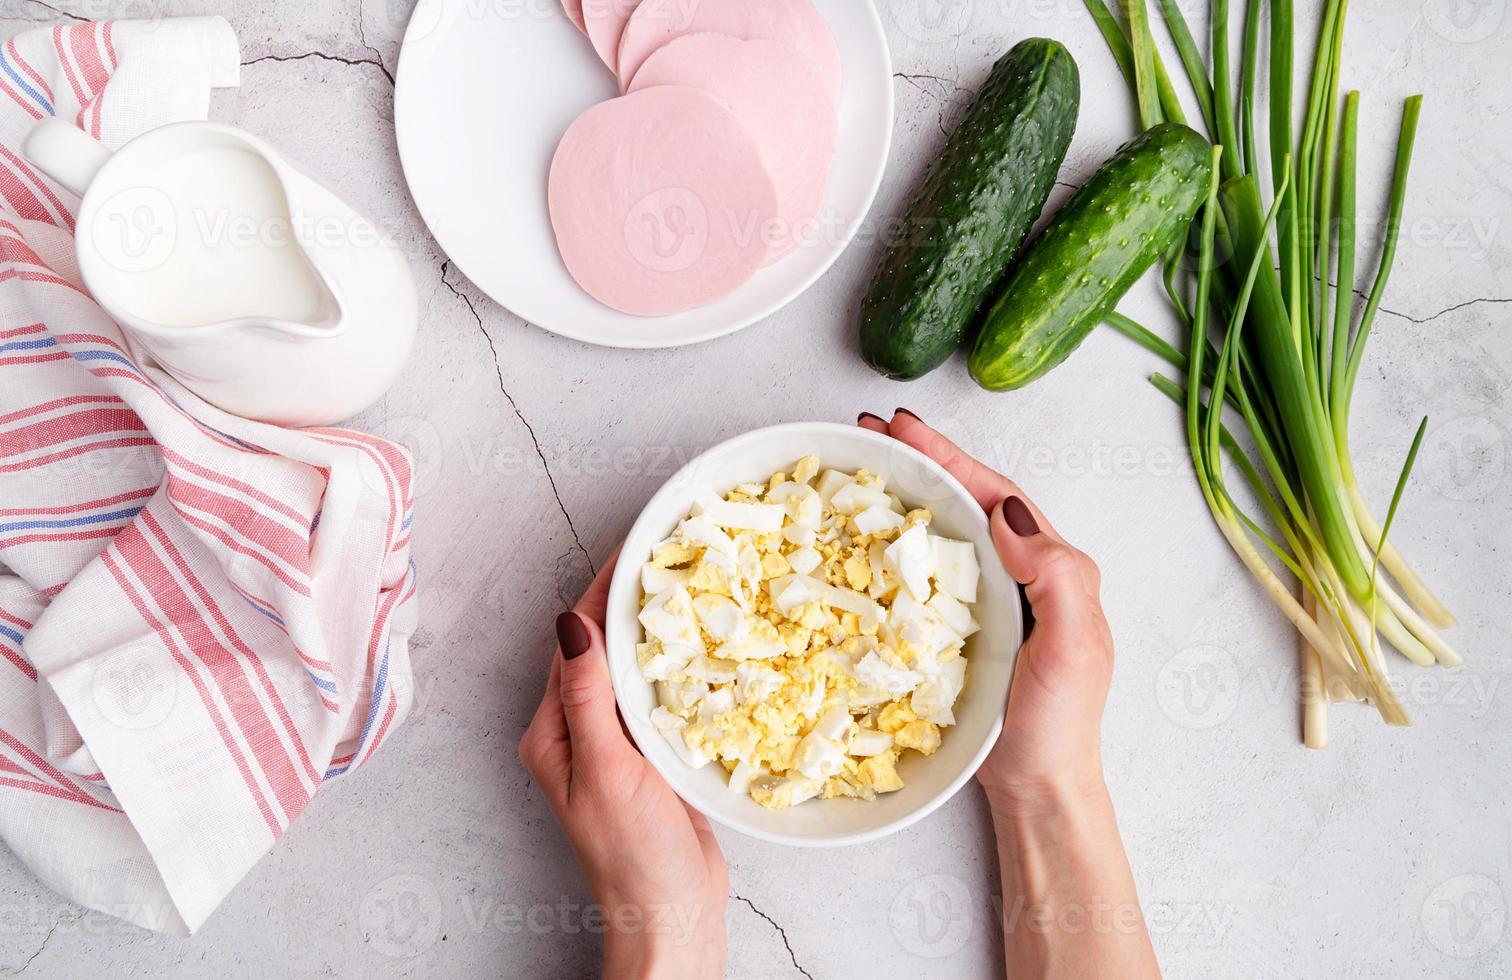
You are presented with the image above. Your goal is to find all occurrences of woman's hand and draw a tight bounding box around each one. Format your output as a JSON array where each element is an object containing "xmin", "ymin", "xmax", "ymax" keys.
[
  {"xmin": 519, "ymin": 555, "xmax": 729, "ymax": 980},
  {"xmin": 861, "ymin": 409, "xmax": 1160, "ymax": 979},
  {"xmin": 859, "ymin": 409, "xmax": 1113, "ymax": 814}
]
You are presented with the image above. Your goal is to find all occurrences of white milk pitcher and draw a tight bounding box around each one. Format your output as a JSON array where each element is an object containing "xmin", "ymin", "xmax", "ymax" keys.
[{"xmin": 24, "ymin": 118, "xmax": 417, "ymax": 427}]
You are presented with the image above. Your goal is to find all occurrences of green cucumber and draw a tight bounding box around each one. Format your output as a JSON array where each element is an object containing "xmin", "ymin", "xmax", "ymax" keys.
[
  {"xmin": 969, "ymin": 122, "xmax": 1212, "ymax": 391},
  {"xmin": 858, "ymin": 38, "xmax": 1080, "ymax": 381}
]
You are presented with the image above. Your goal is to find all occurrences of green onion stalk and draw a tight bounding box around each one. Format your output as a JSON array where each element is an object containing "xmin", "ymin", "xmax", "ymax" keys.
[{"xmin": 1090, "ymin": 0, "xmax": 1461, "ymax": 742}]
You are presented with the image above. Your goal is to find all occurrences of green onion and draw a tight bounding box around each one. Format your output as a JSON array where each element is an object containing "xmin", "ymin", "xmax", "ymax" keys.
[{"xmin": 1086, "ymin": 0, "xmax": 1461, "ymax": 738}]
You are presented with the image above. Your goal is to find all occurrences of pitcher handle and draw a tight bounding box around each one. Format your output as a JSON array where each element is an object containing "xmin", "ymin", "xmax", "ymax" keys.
[{"xmin": 23, "ymin": 118, "xmax": 112, "ymax": 199}]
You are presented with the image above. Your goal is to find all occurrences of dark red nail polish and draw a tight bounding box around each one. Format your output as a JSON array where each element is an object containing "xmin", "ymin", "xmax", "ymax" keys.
[
  {"xmin": 858, "ymin": 411, "xmax": 884, "ymax": 425},
  {"xmin": 556, "ymin": 611, "xmax": 591, "ymax": 660},
  {"xmin": 1001, "ymin": 496, "xmax": 1040, "ymax": 537},
  {"xmin": 894, "ymin": 407, "xmax": 921, "ymax": 423}
]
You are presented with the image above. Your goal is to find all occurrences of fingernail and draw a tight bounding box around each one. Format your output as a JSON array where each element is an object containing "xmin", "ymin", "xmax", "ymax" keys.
[
  {"xmin": 1001, "ymin": 496, "xmax": 1040, "ymax": 537},
  {"xmin": 858, "ymin": 411, "xmax": 884, "ymax": 425},
  {"xmin": 894, "ymin": 407, "xmax": 921, "ymax": 423},
  {"xmin": 556, "ymin": 611, "xmax": 591, "ymax": 660}
]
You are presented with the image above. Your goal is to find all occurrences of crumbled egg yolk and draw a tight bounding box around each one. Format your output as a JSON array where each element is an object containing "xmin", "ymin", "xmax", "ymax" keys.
[{"xmin": 637, "ymin": 457, "xmax": 981, "ymax": 809}]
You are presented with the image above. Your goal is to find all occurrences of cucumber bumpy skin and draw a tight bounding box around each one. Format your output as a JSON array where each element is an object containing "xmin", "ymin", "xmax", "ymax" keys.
[
  {"xmin": 969, "ymin": 123, "xmax": 1213, "ymax": 392},
  {"xmin": 858, "ymin": 38, "xmax": 1080, "ymax": 381}
]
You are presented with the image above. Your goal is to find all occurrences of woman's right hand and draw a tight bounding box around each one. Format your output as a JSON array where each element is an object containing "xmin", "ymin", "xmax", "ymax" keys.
[
  {"xmin": 859, "ymin": 408, "xmax": 1114, "ymax": 814},
  {"xmin": 863, "ymin": 409, "xmax": 1160, "ymax": 979},
  {"xmin": 864, "ymin": 408, "xmax": 1155, "ymax": 980}
]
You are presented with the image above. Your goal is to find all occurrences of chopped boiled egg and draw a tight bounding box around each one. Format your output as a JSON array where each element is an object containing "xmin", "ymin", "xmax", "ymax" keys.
[{"xmin": 636, "ymin": 459, "xmax": 980, "ymax": 808}]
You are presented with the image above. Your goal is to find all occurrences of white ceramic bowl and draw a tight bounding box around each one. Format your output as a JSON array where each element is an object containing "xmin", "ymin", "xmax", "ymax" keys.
[{"xmin": 606, "ymin": 423, "xmax": 1022, "ymax": 847}]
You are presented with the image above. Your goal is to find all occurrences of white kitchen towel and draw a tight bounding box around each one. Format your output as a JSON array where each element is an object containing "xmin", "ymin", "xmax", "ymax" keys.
[{"xmin": 0, "ymin": 17, "xmax": 418, "ymax": 935}]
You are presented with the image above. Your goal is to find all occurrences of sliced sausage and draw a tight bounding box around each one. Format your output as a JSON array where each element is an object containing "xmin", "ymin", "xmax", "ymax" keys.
[
  {"xmin": 628, "ymin": 33, "xmax": 837, "ymax": 263},
  {"xmin": 548, "ymin": 85, "xmax": 779, "ymax": 317},
  {"xmin": 616, "ymin": 0, "xmax": 842, "ymax": 104},
  {"xmin": 582, "ymin": 0, "xmax": 644, "ymax": 72}
]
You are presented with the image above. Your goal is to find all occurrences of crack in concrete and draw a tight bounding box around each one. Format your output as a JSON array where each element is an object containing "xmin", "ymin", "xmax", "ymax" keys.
[
  {"xmin": 893, "ymin": 71, "xmax": 960, "ymax": 88},
  {"xmin": 438, "ymin": 262, "xmax": 595, "ymax": 577},
  {"xmin": 732, "ymin": 893, "xmax": 814, "ymax": 980},
  {"xmin": 1377, "ymin": 295, "xmax": 1511, "ymax": 326},
  {"xmin": 892, "ymin": 71, "xmax": 973, "ymax": 138},
  {"xmin": 1316, "ymin": 278, "xmax": 1506, "ymax": 330},
  {"xmin": 354, "ymin": 1, "xmax": 394, "ymax": 87},
  {"xmin": 18, "ymin": 0, "xmax": 86, "ymax": 21},
  {"xmin": 0, "ymin": 913, "xmax": 73, "ymax": 977},
  {"xmin": 242, "ymin": 49, "xmax": 394, "ymax": 87}
]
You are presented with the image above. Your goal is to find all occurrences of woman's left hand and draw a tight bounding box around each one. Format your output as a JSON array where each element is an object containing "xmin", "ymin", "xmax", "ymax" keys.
[{"xmin": 520, "ymin": 554, "xmax": 729, "ymax": 979}]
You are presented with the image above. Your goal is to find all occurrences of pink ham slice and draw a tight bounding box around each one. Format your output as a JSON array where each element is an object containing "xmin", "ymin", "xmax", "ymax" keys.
[
  {"xmin": 582, "ymin": 0, "xmax": 644, "ymax": 72},
  {"xmin": 628, "ymin": 34, "xmax": 837, "ymax": 264},
  {"xmin": 616, "ymin": 0, "xmax": 842, "ymax": 103},
  {"xmin": 548, "ymin": 86, "xmax": 779, "ymax": 317},
  {"xmin": 561, "ymin": 0, "xmax": 586, "ymax": 33}
]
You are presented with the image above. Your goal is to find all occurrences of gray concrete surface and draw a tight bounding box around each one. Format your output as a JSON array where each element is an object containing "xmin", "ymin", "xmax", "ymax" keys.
[{"xmin": 1, "ymin": 0, "xmax": 1508, "ymax": 977}]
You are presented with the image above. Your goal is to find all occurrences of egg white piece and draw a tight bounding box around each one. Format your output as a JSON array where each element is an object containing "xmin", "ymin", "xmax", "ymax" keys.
[
  {"xmin": 677, "ymin": 515, "xmax": 736, "ymax": 554},
  {"xmin": 783, "ymin": 523, "xmax": 817, "ymax": 547},
  {"xmin": 814, "ymin": 469, "xmax": 854, "ymax": 505},
  {"xmin": 911, "ymin": 657, "xmax": 968, "ymax": 726},
  {"xmin": 847, "ymin": 729, "xmax": 895, "ymax": 757},
  {"xmin": 883, "ymin": 524, "xmax": 934, "ymax": 600},
  {"xmin": 794, "ymin": 731, "xmax": 847, "ymax": 780},
  {"xmin": 695, "ymin": 492, "xmax": 785, "ymax": 532},
  {"xmin": 927, "ymin": 589, "xmax": 981, "ymax": 638},
  {"xmin": 932, "ymin": 537, "xmax": 981, "ymax": 601},
  {"xmin": 656, "ymin": 677, "xmax": 709, "ymax": 713},
  {"xmin": 714, "ymin": 629, "xmax": 786, "ymax": 662},
  {"xmin": 734, "ymin": 661, "xmax": 785, "ymax": 704},
  {"xmin": 830, "ymin": 481, "xmax": 891, "ymax": 516},
  {"xmin": 684, "ymin": 655, "xmax": 738, "ymax": 684},
  {"xmin": 692, "ymin": 593, "xmax": 746, "ymax": 640},
  {"xmin": 770, "ymin": 574, "xmax": 884, "ymax": 629},
  {"xmin": 813, "ymin": 705, "xmax": 853, "ymax": 741},
  {"xmin": 642, "ymin": 563, "xmax": 692, "ymax": 594},
  {"xmin": 853, "ymin": 504, "xmax": 905, "ymax": 536},
  {"xmin": 788, "ymin": 546, "xmax": 822, "ymax": 575},
  {"xmin": 729, "ymin": 759, "xmax": 766, "ymax": 795},
  {"xmin": 639, "ymin": 587, "xmax": 706, "ymax": 656},
  {"xmin": 853, "ymin": 651, "xmax": 923, "ymax": 698},
  {"xmin": 699, "ymin": 687, "xmax": 736, "ymax": 719}
]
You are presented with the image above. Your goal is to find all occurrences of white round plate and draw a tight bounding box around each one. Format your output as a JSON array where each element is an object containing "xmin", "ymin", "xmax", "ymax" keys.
[{"xmin": 394, "ymin": 0, "xmax": 894, "ymax": 349}]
